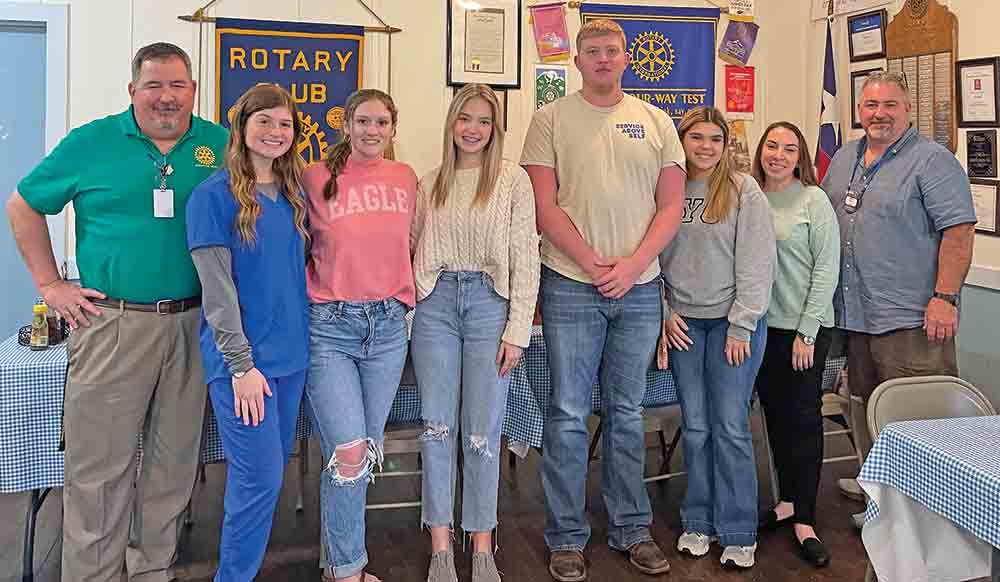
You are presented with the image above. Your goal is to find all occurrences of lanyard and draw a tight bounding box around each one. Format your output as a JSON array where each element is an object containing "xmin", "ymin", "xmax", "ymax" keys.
[
  {"xmin": 147, "ymin": 150, "xmax": 173, "ymax": 190},
  {"xmin": 844, "ymin": 129, "xmax": 914, "ymax": 212}
]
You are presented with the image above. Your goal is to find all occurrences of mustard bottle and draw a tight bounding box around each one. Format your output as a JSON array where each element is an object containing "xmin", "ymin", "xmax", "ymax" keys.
[{"xmin": 30, "ymin": 304, "xmax": 49, "ymax": 351}]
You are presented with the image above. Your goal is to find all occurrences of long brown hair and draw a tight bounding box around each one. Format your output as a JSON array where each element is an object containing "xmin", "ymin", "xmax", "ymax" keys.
[
  {"xmin": 677, "ymin": 106, "xmax": 740, "ymax": 224},
  {"xmin": 225, "ymin": 83, "xmax": 308, "ymax": 245},
  {"xmin": 431, "ymin": 84, "xmax": 505, "ymax": 208},
  {"xmin": 322, "ymin": 89, "xmax": 399, "ymax": 201},
  {"xmin": 751, "ymin": 121, "xmax": 819, "ymax": 188}
]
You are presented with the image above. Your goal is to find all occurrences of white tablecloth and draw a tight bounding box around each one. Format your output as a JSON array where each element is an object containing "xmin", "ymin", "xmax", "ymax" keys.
[{"xmin": 859, "ymin": 416, "xmax": 1000, "ymax": 581}]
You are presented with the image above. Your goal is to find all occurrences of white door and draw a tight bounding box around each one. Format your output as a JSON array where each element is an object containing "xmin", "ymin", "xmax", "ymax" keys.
[
  {"xmin": 0, "ymin": 3, "xmax": 68, "ymax": 338},
  {"xmin": 0, "ymin": 21, "xmax": 47, "ymax": 337}
]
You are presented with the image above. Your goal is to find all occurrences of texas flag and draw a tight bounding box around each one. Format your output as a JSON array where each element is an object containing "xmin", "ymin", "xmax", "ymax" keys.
[{"xmin": 815, "ymin": 18, "xmax": 841, "ymax": 182}]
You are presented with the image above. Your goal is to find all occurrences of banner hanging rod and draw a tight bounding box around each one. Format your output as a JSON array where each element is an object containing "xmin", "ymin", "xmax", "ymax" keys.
[{"xmin": 561, "ymin": 1, "xmax": 729, "ymax": 13}]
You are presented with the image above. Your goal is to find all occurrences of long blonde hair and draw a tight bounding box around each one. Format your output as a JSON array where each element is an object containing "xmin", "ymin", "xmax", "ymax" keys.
[
  {"xmin": 225, "ymin": 83, "xmax": 308, "ymax": 244},
  {"xmin": 322, "ymin": 89, "xmax": 399, "ymax": 201},
  {"xmin": 430, "ymin": 84, "xmax": 505, "ymax": 208},
  {"xmin": 677, "ymin": 106, "xmax": 740, "ymax": 223}
]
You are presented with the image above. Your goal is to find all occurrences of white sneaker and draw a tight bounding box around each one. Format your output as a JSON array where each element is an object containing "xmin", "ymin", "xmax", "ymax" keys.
[
  {"xmin": 676, "ymin": 531, "xmax": 715, "ymax": 557},
  {"xmin": 720, "ymin": 544, "xmax": 757, "ymax": 568}
]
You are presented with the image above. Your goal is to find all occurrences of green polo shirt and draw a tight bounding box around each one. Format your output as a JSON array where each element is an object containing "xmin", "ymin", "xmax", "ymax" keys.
[{"xmin": 18, "ymin": 106, "xmax": 229, "ymax": 302}]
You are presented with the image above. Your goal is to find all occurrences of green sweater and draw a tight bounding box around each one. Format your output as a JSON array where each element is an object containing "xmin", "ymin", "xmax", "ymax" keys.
[{"xmin": 764, "ymin": 181, "xmax": 840, "ymax": 337}]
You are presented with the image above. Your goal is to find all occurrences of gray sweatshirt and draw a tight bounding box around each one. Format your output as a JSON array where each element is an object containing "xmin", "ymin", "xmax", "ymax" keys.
[
  {"xmin": 658, "ymin": 173, "xmax": 776, "ymax": 341},
  {"xmin": 189, "ymin": 183, "xmax": 279, "ymax": 375}
]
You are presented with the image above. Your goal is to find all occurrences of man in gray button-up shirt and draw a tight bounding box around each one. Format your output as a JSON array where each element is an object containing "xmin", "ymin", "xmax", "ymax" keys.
[{"xmin": 820, "ymin": 71, "xmax": 977, "ymax": 511}]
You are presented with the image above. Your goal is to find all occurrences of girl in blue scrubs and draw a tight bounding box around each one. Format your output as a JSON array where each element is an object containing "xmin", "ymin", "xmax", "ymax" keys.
[{"xmin": 186, "ymin": 83, "xmax": 310, "ymax": 582}]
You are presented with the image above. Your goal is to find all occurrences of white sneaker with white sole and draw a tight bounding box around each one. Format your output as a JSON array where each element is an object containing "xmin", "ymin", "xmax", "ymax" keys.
[
  {"xmin": 720, "ymin": 544, "xmax": 757, "ymax": 568},
  {"xmin": 676, "ymin": 531, "xmax": 715, "ymax": 557}
]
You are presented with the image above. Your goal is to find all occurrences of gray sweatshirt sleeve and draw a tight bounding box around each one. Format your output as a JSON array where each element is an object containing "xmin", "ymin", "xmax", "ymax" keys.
[
  {"xmin": 190, "ymin": 246, "xmax": 254, "ymax": 375},
  {"xmin": 727, "ymin": 177, "xmax": 777, "ymax": 341}
]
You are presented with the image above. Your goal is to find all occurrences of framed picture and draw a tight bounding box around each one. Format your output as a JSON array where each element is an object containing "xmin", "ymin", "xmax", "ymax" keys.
[
  {"xmin": 970, "ymin": 179, "xmax": 1000, "ymax": 236},
  {"xmin": 848, "ymin": 9, "xmax": 887, "ymax": 63},
  {"xmin": 956, "ymin": 57, "xmax": 1000, "ymax": 127},
  {"xmin": 851, "ymin": 66, "xmax": 884, "ymax": 129},
  {"xmin": 452, "ymin": 85, "xmax": 508, "ymax": 131},
  {"xmin": 447, "ymin": 0, "xmax": 522, "ymax": 89}
]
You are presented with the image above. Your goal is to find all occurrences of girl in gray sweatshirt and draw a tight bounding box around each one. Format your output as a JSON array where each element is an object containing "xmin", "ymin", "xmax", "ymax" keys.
[{"xmin": 658, "ymin": 106, "xmax": 776, "ymax": 570}]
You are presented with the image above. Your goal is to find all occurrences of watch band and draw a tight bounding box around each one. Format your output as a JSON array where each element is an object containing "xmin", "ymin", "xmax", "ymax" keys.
[
  {"xmin": 797, "ymin": 332, "xmax": 816, "ymax": 345},
  {"xmin": 933, "ymin": 291, "xmax": 960, "ymax": 306},
  {"xmin": 233, "ymin": 370, "xmax": 248, "ymax": 379}
]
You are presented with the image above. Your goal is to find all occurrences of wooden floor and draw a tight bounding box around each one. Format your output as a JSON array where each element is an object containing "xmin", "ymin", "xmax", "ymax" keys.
[
  {"xmin": 0, "ymin": 412, "xmax": 882, "ymax": 582},
  {"xmin": 174, "ymin": 412, "xmax": 874, "ymax": 582}
]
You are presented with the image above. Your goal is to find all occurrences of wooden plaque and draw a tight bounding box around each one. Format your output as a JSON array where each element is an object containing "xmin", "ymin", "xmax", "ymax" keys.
[{"xmin": 885, "ymin": 0, "xmax": 958, "ymax": 152}]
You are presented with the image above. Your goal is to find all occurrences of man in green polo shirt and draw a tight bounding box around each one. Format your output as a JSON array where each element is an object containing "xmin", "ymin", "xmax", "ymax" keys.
[{"xmin": 6, "ymin": 42, "xmax": 227, "ymax": 582}]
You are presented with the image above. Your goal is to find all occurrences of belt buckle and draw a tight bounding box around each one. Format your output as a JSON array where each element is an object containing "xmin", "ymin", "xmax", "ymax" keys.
[{"xmin": 155, "ymin": 299, "xmax": 173, "ymax": 315}]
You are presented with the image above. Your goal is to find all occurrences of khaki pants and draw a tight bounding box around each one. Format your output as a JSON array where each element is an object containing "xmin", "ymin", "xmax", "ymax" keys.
[
  {"xmin": 845, "ymin": 327, "xmax": 958, "ymax": 461},
  {"xmin": 61, "ymin": 307, "xmax": 206, "ymax": 582}
]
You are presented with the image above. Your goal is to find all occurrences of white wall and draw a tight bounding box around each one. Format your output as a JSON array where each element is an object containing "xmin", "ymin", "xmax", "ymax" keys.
[{"xmin": 806, "ymin": 0, "xmax": 1000, "ymax": 278}]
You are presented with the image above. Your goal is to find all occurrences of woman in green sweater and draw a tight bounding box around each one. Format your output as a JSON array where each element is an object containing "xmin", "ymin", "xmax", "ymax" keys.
[{"xmin": 751, "ymin": 122, "xmax": 840, "ymax": 568}]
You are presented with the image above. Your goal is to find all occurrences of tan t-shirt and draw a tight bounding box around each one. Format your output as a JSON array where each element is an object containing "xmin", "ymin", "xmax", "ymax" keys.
[{"xmin": 520, "ymin": 91, "xmax": 685, "ymax": 284}]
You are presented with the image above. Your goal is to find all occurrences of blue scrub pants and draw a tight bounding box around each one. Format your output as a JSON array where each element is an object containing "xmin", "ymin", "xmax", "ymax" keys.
[{"xmin": 208, "ymin": 369, "xmax": 306, "ymax": 582}]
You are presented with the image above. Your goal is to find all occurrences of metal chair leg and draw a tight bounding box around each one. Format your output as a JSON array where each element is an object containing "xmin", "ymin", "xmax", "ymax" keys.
[
  {"xmin": 296, "ymin": 437, "xmax": 307, "ymax": 512},
  {"xmin": 757, "ymin": 404, "xmax": 781, "ymax": 506},
  {"xmin": 22, "ymin": 488, "xmax": 51, "ymax": 582},
  {"xmin": 587, "ymin": 419, "xmax": 603, "ymax": 462}
]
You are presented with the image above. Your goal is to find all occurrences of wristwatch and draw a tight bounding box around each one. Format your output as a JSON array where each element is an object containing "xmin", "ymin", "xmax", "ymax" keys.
[
  {"xmin": 933, "ymin": 291, "xmax": 960, "ymax": 307},
  {"xmin": 233, "ymin": 370, "xmax": 248, "ymax": 379},
  {"xmin": 797, "ymin": 333, "xmax": 816, "ymax": 346}
]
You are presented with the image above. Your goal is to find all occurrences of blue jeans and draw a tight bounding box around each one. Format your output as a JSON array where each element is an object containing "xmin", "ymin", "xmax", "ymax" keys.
[
  {"xmin": 209, "ymin": 370, "xmax": 306, "ymax": 582},
  {"xmin": 539, "ymin": 266, "xmax": 661, "ymax": 552},
  {"xmin": 412, "ymin": 272, "xmax": 510, "ymax": 533},
  {"xmin": 668, "ymin": 315, "xmax": 766, "ymax": 547},
  {"xmin": 304, "ymin": 299, "xmax": 408, "ymax": 579}
]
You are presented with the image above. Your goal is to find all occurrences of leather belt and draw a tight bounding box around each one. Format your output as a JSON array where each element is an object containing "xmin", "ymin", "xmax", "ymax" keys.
[{"xmin": 93, "ymin": 297, "xmax": 201, "ymax": 314}]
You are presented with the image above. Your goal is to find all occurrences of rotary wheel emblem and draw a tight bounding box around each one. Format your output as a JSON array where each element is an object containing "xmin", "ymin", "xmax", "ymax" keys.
[
  {"xmin": 297, "ymin": 112, "xmax": 329, "ymax": 164},
  {"xmin": 194, "ymin": 145, "xmax": 216, "ymax": 166},
  {"xmin": 630, "ymin": 31, "xmax": 674, "ymax": 82}
]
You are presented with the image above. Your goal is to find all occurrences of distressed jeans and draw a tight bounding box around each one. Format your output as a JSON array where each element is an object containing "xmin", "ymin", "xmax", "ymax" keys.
[
  {"xmin": 412, "ymin": 271, "xmax": 510, "ymax": 533},
  {"xmin": 668, "ymin": 315, "xmax": 766, "ymax": 547},
  {"xmin": 539, "ymin": 266, "xmax": 662, "ymax": 552},
  {"xmin": 304, "ymin": 299, "xmax": 408, "ymax": 579}
]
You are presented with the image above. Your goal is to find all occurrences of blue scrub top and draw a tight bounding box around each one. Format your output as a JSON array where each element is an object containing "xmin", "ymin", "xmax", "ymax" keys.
[{"xmin": 186, "ymin": 169, "xmax": 309, "ymax": 384}]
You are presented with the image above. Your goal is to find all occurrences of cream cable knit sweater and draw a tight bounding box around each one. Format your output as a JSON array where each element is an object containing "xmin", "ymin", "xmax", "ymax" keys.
[{"xmin": 412, "ymin": 160, "xmax": 540, "ymax": 347}]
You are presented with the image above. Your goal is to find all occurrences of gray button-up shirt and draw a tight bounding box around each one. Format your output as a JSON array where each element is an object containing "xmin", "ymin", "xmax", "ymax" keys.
[{"xmin": 820, "ymin": 127, "xmax": 976, "ymax": 334}]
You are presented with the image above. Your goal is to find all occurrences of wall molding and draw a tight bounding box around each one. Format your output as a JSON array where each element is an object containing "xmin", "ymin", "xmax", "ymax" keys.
[{"xmin": 967, "ymin": 264, "xmax": 1000, "ymax": 291}]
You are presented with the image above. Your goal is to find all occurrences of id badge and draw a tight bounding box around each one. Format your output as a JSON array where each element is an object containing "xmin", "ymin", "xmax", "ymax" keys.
[
  {"xmin": 153, "ymin": 188, "xmax": 175, "ymax": 218},
  {"xmin": 844, "ymin": 189, "xmax": 859, "ymax": 209}
]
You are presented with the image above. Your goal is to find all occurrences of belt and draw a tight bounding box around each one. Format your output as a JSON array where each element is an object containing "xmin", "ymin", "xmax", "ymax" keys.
[{"xmin": 93, "ymin": 297, "xmax": 201, "ymax": 314}]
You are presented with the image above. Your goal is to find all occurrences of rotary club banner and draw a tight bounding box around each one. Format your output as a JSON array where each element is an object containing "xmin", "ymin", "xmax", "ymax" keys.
[
  {"xmin": 580, "ymin": 4, "xmax": 719, "ymax": 123},
  {"xmin": 216, "ymin": 18, "xmax": 364, "ymax": 164}
]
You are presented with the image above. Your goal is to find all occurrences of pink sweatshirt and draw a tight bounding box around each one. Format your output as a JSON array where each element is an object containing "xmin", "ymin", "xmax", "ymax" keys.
[{"xmin": 303, "ymin": 156, "xmax": 417, "ymax": 307}]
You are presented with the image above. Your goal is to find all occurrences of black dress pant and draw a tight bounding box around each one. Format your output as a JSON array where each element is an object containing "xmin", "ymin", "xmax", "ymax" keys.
[{"xmin": 755, "ymin": 326, "xmax": 833, "ymax": 526}]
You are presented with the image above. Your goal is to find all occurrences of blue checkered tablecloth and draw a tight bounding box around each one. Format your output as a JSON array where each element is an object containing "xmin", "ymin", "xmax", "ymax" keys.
[
  {"xmin": 0, "ymin": 333, "xmax": 423, "ymax": 494},
  {"xmin": 859, "ymin": 416, "xmax": 1000, "ymax": 550},
  {"xmin": 502, "ymin": 327, "xmax": 847, "ymax": 450}
]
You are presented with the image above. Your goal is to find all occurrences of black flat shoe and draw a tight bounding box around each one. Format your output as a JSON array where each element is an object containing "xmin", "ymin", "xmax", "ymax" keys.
[
  {"xmin": 797, "ymin": 537, "xmax": 830, "ymax": 567},
  {"xmin": 757, "ymin": 509, "xmax": 794, "ymax": 530}
]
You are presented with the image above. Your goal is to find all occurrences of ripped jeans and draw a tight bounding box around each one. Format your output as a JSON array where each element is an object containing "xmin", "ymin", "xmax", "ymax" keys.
[
  {"xmin": 304, "ymin": 299, "xmax": 408, "ymax": 579},
  {"xmin": 412, "ymin": 271, "xmax": 510, "ymax": 533}
]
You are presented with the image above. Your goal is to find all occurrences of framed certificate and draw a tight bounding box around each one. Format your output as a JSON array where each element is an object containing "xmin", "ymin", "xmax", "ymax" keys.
[
  {"xmin": 447, "ymin": 0, "xmax": 522, "ymax": 89},
  {"xmin": 848, "ymin": 9, "xmax": 887, "ymax": 62},
  {"xmin": 956, "ymin": 57, "xmax": 1000, "ymax": 127},
  {"xmin": 970, "ymin": 179, "xmax": 1000, "ymax": 236},
  {"xmin": 967, "ymin": 130, "xmax": 997, "ymax": 178},
  {"xmin": 851, "ymin": 67, "xmax": 884, "ymax": 129}
]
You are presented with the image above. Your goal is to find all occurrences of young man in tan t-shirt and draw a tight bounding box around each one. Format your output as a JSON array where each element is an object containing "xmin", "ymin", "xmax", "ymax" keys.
[{"xmin": 520, "ymin": 18, "xmax": 686, "ymax": 582}]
